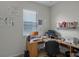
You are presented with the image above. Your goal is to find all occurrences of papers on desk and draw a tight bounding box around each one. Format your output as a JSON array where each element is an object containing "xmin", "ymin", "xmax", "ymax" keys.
[
  {"xmin": 72, "ymin": 44, "xmax": 79, "ymax": 48},
  {"xmin": 30, "ymin": 38, "xmax": 37, "ymax": 43},
  {"xmin": 64, "ymin": 39, "xmax": 74, "ymax": 45},
  {"xmin": 41, "ymin": 36, "xmax": 47, "ymax": 39},
  {"xmin": 64, "ymin": 41, "xmax": 79, "ymax": 48},
  {"xmin": 30, "ymin": 37, "xmax": 42, "ymax": 43}
]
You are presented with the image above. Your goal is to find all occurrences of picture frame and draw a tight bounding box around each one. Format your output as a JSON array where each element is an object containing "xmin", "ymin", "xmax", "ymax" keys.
[{"xmin": 38, "ymin": 19, "xmax": 42, "ymax": 25}]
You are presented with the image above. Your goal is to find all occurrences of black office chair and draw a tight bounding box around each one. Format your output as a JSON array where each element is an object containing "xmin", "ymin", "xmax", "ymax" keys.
[{"xmin": 45, "ymin": 41, "xmax": 60, "ymax": 57}]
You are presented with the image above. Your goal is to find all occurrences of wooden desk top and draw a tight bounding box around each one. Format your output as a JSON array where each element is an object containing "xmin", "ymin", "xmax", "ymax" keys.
[{"xmin": 29, "ymin": 38, "xmax": 79, "ymax": 49}]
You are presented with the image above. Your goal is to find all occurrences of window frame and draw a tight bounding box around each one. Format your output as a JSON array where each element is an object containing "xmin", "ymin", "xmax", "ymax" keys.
[{"xmin": 23, "ymin": 9, "xmax": 38, "ymax": 36}]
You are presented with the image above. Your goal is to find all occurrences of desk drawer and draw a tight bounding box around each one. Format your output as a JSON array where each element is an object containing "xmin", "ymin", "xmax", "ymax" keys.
[{"xmin": 27, "ymin": 42, "xmax": 38, "ymax": 57}]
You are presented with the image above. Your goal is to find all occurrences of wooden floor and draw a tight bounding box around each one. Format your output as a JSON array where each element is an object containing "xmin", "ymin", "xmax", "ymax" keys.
[
  {"xmin": 16, "ymin": 48, "xmax": 65, "ymax": 57},
  {"xmin": 38, "ymin": 51, "xmax": 65, "ymax": 57},
  {"xmin": 16, "ymin": 52, "xmax": 65, "ymax": 57}
]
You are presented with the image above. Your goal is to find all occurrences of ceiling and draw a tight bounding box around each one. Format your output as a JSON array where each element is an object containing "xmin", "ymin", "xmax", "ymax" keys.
[{"xmin": 34, "ymin": 1, "xmax": 58, "ymax": 7}]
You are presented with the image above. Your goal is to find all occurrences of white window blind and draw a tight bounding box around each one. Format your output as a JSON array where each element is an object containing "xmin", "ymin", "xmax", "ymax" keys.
[{"xmin": 23, "ymin": 9, "xmax": 37, "ymax": 35}]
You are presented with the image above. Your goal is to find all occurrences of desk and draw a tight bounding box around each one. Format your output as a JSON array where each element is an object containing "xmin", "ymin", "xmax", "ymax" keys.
[{"xmin": 27, "ymin": 38, "xmax": 79, "ymax": 57}]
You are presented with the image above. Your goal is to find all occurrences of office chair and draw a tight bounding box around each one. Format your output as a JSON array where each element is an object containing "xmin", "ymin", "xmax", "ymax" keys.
[{"xmin": 45, "ymin": 41, "xmax": 60, "ymax": 57}]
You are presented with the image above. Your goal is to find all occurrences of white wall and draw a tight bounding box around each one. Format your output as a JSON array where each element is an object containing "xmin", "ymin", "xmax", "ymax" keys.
[
  {"xmin": 0, "ymin": 1, "xmax": 50, "ymax": 57},
  {"xmin": 18, "ymin": 1, "xmax": 51, "ymax": 35},
  {"xmin": 51, "ymin": 1, "xmax": 79, "ymax": 53},
  {"xmin": 51, "ymin": 1, "xmax": 79, "ymax": 39}
]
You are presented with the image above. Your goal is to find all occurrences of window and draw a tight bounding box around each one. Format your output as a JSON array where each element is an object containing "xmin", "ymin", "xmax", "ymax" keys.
[{"xmin": 23, "ymin": 9, "xmax": 37, "ymax": 35}]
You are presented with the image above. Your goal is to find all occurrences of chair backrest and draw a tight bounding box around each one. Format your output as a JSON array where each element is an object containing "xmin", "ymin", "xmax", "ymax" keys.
[{"xmin": 45, "ymin": 41, "xmax": 59, "ymax": 56}]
